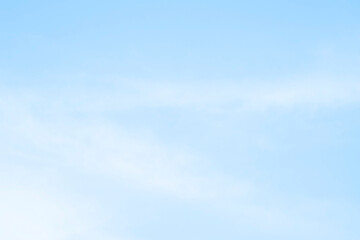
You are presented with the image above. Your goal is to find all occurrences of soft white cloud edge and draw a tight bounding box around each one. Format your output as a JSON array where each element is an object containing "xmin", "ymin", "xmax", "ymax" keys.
[{"xmin": 22, "ymin": 76, "xmax": 360, "ymax": 112}]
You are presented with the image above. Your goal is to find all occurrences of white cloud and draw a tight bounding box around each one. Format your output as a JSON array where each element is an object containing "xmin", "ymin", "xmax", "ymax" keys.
[
  {"xmin": 0, "ymin": 77, "xmax": 352, "ymax": 237},
  {"xmin": 7, "ymin": 76, "xmax": 359, "ymax": 114},
  {"xmin": 129, "ymin": 77, "xmax": 360, "ymax": 110},
  {"xmin": 0, "ymin": 90, "xmax": 248, "ymax": 200},
  {"xmin": 1, "ymin": 76, "xmax": 356, "ymax": 202}
]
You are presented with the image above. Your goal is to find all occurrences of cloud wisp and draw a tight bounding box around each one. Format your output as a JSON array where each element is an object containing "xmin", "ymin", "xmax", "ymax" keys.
[
  {"xmin": 11, "ymin": 76, "xmax": 360, "ymax": 114},
  {"xmin": 0, "ymin": 85, "xmax": 249, "ymax": 201},
  {"xmin": 0, "ymin": 76, "xmax": 356, "ymax": 238}
]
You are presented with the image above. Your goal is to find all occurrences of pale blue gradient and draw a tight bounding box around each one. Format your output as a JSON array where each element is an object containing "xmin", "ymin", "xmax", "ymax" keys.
[{"xmin": 1, "ymin": 1, "xmax": 360, "ymax": 239}]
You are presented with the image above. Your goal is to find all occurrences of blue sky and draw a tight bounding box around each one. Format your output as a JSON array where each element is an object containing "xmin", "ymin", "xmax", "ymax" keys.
[{"xmin": 1, "ymin": 0, "xmax": 360, "ymax": 239}]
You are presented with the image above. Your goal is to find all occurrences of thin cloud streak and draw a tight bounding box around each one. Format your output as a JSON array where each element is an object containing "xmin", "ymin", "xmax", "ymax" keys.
[{"xmin": 4, "ymin": 76, "xmax": 359, "ymax": 114}]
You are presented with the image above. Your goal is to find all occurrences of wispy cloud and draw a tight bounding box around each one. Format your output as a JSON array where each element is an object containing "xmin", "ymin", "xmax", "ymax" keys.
[
  {"xmin": 0, "ymin": 76, "xmax": 355, "ymax": 238},
  {"xmin": 0, "ymin": 85, "xmax": 249, "ymax": 200},
  {"xmin": 6, "ymin": 75, "xmax": 359, "ymax": 114},
  {"xmin": 125, "ymin": 77, "xmax": 360, "ymax": 110}
]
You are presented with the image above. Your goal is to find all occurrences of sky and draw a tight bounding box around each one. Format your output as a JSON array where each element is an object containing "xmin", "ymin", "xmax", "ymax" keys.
[{"xmin": 1, "ymin": 0, "xmax": 360, "ymax": 239}]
